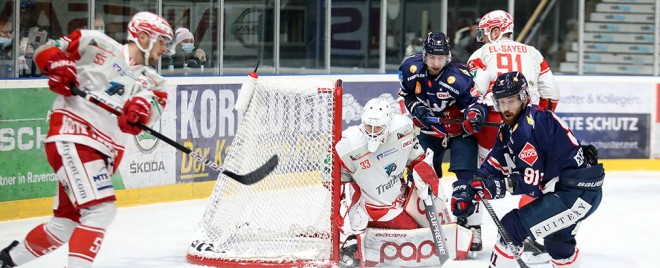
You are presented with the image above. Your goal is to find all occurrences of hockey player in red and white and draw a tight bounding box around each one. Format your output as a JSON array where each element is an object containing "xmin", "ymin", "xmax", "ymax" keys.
[
  {"xmin": 467, "ymin": 10, "xmax": 560, "ymax": 166},
  {"xmin": 335, "ymin": 98, "xmax": 473, "ymax": 267},
  {"xmin": 0, "ymin": 12, "xmax": 172, "ymax": 268}
]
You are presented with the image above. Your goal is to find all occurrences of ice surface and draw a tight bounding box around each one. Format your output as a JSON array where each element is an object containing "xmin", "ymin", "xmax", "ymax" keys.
[{"xmin": 0, "ymin": 171, "xmax": 657, "ymax": 267}]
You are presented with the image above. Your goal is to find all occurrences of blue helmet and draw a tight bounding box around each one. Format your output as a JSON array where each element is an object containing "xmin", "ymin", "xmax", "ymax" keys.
[
  {"xmin": 423, "ymin": 32, "xmax": 450, "ymax": 56},
  {"xmin": 492, "ymin": 72, "xmax": 528, "ymax": 111},
  {"xmin": 492, "ymin": 71, "xmax": 528, "ymax": 99}
]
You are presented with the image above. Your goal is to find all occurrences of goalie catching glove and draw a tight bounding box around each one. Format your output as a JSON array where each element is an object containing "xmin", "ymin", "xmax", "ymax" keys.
[{"xmin": 412, "ymin": 148, "xmax": 440, "ymax": 201}]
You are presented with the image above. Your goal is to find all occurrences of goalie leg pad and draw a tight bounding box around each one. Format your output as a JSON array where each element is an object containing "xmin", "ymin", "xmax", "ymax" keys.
[
  {"xmin": 359, "ymin": 225, "xmax": 473, "ymax": 266},
  {"xmin": 340, "ymin": 182, "xmax": 368, "ymax": 235}
]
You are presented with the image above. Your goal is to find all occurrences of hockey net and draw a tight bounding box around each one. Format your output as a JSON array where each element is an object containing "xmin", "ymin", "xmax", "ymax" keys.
[{"xmin": 187, "ymin": 77, "xmax": 343, "ymax": 267}]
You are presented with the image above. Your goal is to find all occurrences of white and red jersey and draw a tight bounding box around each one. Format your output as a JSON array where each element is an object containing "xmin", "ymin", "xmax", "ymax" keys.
[
  {"xmin": 34, "ymin": 30, "xmax": 167, "ymax": 174},
  {"xmin": 335, "ymin": 114, "xmax": 424, "ymax": 222},
  {"xmin": 467, "ymin": 39, "xmax": 559, "ymax": 105}
]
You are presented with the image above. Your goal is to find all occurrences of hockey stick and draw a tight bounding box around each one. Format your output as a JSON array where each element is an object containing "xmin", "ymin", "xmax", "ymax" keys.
[
  {"xmin": 476, "ymin": 190, "xmax": 530, "ymax": 268},
  {"xmin": 70, "ymin": 86, "xmax": 278, "ymax": 185},
  {"xmin": 423, "ymin": 189, "xmax": 451, "ymax": 265},
  {"xmin": 426, "ymin": 116, "xmax": 501, "ymax": 128}
]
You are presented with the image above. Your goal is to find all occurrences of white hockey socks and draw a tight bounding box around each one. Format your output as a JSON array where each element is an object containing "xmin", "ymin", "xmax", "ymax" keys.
[
  {"xmin": 8, "ymin": 217, "xmax": 77, "ymax": 265},
  {"xmin": 68, "ymin": 202, "xmax": 116, "ymax": 268}
]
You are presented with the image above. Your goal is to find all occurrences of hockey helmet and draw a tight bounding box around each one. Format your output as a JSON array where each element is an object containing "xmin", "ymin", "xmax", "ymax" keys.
[
  {"xmin": 477, "ymin": 10, "xmax": 513, "ymax": 42},
  {"xmin": 491, "ymin": 71, "xmax": 528, "ymax": 111},
  {"xmin": 423, "ymin": 32, "xmax": 450, "ymax": 56},
  {"xmin": 361, "ymin": 98, "xmax": 394, "ymax": 152},
  {"xmin": 126, "ymin": 12, "xmax": 173, "ymax": 64}
]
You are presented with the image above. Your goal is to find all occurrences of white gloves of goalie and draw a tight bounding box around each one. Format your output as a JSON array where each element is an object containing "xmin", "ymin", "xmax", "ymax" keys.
[{"xmin": 412, "ymin": 148, "xmax": 441, "ymax": 201}]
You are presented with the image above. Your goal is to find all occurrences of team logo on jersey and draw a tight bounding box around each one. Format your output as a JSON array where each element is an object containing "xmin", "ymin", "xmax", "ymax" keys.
[
  {"xmin": 401, "ymin": 138, "xmax": 414, "ymax": 149},
  {"xmin": 350, "ymin": 152, "xmax": 370, "ymax": 161},
  {"xmin": 460, "ymin": 69, "xmax": 469, "ymax": 75},
  {"xmin": 526, "ymin": 115, "xmax": 535, "ymax": 128},
  {"xmin": 384, "ymin": 163, "xmax": 398, "ymax": 176},
  {"xmin": 436, "ymin": 92, "xmax": 450, "ymax": 99},
  {"xmin": 519, "ymin": 142, "xmax": 538, "ymax": 166},
  {"xmin": 376, "ymin": 148, "xmax": 398, "ymax": 160},
  {"xmin": 447, "ymin": 76, "xmax": 456, "ymax": 84},
  {"xmin": 409, "ymin": 65, "xmax": 417, "ymax": 73},
  {"xmin": 397, "ymin": 130, "xmax": 412, "ymax": 140},
  {"xmin": 415, "ymin": 81, "xmax": 422, "ymax": 94}
]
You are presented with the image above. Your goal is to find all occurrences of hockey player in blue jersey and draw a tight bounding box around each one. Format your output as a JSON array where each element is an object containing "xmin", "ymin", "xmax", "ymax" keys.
[
  {"xmin": 398, "ymin": 31, "xmax": 488, "ymax": 252},
  {"xmin": 450, "ymin": 71, "xmax": 604, "ymax": 267}
]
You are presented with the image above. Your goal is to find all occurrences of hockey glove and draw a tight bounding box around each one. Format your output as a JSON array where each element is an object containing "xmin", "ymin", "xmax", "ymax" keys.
[
  {"xmin": 412, "ymin": 148, "xmax": 439, "ymax": 201},
  {"xmin": 46, "ymin": 52, "xmax": 77, "ymax": 96},
  {"xmin": 118, "ymin": 96, "xmax": 151, "ymax": 135},
  {"xmin": 451, "ymin": 180, "xmax": 477, "ymax": 218},
  {"xmin": 470, "ymin": 173, "xmax": 507, "ymax": 200},
  {"xmin": 462, "ymin": 104, "xmax": 487, "ymax": 135},
  {"xmin": 410, "ymin": 101, "xmax": 432, "ymax": 125}
]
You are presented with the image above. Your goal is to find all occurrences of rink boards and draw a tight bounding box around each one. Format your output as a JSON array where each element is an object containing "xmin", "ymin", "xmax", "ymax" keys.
[{"xmin": 1, "ymin": 74, "xmax": 660, "ymax": 220}]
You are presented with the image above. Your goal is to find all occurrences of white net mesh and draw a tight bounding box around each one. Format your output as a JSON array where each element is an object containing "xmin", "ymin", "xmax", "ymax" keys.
[{"xmin": 188, "ymin": 77, "xmax": 341, "ymax": 265}]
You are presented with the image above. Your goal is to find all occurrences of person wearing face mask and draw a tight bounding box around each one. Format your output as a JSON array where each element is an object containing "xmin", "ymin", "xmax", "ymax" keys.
[
  {"xmin": 167, "ymin": 27, "xmax": 206, "ymax": 74},
  {"xmin": 0, "ymin": 16, "xmax": 13, "ymax": 78}
]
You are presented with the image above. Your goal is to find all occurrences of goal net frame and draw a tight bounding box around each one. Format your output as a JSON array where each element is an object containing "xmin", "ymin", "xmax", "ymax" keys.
[{"xmin": 186, "ymin": 77, "xmax": 343, "ymax": 267}]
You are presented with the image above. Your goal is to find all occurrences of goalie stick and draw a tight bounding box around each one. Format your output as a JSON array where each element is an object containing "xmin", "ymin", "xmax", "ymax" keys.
[
  {"xmin": 426, "ymin": 116, "xmax": 501, "ymax": 128},
  {"xmin": 476, "ymin": 190, "xmax": 530, "ymax": 268},
  {"xmin": 422, "ymin": 189, "xmax": 451, "ymax": 265},
  {"xmin": 70, "ymin": 86, "xmax": 278, "ymax": 185}
]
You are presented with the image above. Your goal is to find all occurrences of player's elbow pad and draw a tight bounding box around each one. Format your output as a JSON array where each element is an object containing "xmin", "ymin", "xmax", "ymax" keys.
[{"xmin": 539, "ymin": 98, "xmax": 558, "ymax": 112}]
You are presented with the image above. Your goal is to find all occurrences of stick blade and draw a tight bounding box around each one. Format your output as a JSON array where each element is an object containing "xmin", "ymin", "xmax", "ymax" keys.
[{"xmin": 223, "ymin": 155, "xmax": 279, "ymax": 185}]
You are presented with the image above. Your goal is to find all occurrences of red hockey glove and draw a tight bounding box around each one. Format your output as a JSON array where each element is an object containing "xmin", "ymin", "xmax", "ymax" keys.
[
  {"xmin": 462, "ymin": 104, "xmax": 487, "ymax": 135},
  {"xmin": 47, "ymin": 52, "xmax": 77, "ymax": 96},
  {"xmin": 118, "ymin": 96, "xmax": 151, "ymax": 135}
]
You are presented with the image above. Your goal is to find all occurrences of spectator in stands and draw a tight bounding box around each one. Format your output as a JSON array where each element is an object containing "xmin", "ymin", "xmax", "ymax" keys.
[
  {"xmin": 404, "ymin": 37, "xmax": 422, "ymax": 56},
  {"xmin": 166, "ymin": 28, "xmax": 206, "ymax": 75},
  {"xmin": 452, "ymin": 19, "xmax": 481, "ymax": 64}
]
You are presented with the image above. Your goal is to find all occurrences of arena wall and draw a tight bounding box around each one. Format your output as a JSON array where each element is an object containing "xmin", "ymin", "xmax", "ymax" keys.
[{"xmin": 1, "ymin": 75, "xmax": 658, "ymax": 220}]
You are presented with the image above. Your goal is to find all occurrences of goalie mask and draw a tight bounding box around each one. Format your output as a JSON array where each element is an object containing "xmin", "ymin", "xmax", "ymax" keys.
[
  {"xmin": 361, "ymin": 98, "xmax": 394, "ymax": 152},
  {"xmin": 491, "ymin": 71, "xmax": 528, "ymax": 112},
  {"xmin": 477, "ymin": 10, "xmax": 513, "ymax": 42}
]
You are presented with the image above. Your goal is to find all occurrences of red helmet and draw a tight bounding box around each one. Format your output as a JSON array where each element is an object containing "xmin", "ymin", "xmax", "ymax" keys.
[
  {"xmin": 477, "ymin": 10, "xmax": 513, "ymax": 42},
  {"xmin": 127, "ymin": 12, "xmax": 173, "ymax": 42}
]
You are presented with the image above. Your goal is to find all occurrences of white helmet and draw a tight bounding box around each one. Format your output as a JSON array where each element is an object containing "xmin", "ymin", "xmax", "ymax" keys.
[
  {"xmin": 477, "ymin": 10, "xmax": 514, "ymax": 42},
  {"xmin": 126, "ymin": 12, "xmax": 173, "ymax": 65},
  {"xmin": 361, "ymin": 98, "xmax": 394, "ymax": 152}
]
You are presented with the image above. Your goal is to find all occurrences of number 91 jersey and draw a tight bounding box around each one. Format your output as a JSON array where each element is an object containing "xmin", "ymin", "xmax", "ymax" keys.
[
  {"xmin": 467, "ymin": 39, "xmax": 559, "ymax": 106},
  {"xmin": 478, "ymin": 106, "xmax": 584, "ymax": 197}
]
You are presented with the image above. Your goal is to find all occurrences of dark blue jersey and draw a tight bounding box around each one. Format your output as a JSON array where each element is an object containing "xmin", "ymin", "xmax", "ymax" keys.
[
  {"xmin": 478, "ymin": 105, "xmax": 586, "ymax": 197},
  {"xmin": 398, "ymin": 55, "xmax": 482, "ymax": 115}
]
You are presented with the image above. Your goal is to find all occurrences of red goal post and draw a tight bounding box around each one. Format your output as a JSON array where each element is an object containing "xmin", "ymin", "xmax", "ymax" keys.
[{"xmin": 187, "ymin": 77, "xmax": 343, "ymax": 267}]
